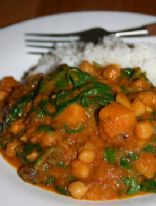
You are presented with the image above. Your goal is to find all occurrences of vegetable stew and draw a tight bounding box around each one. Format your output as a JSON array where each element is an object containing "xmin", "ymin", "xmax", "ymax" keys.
[{"xmin": 0, "ymin": 62, "xmax": 156, "ymax": 200}]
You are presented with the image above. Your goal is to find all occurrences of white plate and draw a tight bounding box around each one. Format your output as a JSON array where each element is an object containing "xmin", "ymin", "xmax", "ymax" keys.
[{"xmin": 0, "ymin": 11, "xmax": 156, "ymax": 206}]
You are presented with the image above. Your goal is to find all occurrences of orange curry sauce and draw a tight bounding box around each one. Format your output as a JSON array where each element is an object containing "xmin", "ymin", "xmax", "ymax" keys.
[{"xmin": 0, "ymin": 61, "xmax": 156, "ymax": 200}]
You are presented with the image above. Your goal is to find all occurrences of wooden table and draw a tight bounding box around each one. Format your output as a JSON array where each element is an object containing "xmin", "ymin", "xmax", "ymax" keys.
[{"xmin": 1, "ymin": 0, "xmax": 156, "ymax": 28}]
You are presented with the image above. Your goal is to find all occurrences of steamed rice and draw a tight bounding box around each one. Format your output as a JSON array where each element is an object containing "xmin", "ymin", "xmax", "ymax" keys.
[{"xmin": 33, "ymin": 37, "xmax": 156, "ymax": 84}]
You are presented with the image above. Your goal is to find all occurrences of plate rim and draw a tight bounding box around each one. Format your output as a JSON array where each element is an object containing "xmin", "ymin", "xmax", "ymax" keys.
[{"xmin": 1, "ymin": 10, "xmax": 156, "ymax": 30}]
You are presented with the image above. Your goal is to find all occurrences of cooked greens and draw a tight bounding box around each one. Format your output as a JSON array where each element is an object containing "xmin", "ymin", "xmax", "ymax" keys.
[
  {"xmin": 37, "ymin": 124, "xmax": 55, "ymax": 133},
  {"xmin": 123, "ymin": 177, "xmax": 140, "ymax": 195},
  {"xmin": 141, "ymin": 179, "xmax": 156, "ymax": 193},
  {"xmin": 104, "ymin": 148, "xmax": 116, "ymax": 164},
  {"xmin": 1, "ymin": 62, "xmax": 156, "ymax": 200},
  {"xmin": 38, "ymin": 65, "xmax": 114, "ymax": 117},
  {"xmin": 6, "ymin": 78, "xmax": 43, "ymax": 124}
]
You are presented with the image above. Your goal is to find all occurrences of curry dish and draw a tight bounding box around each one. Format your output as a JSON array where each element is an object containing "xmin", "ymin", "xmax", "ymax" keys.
[{"xmin": 0, "ymin": 61, "xmax": 156, "ymax": 200}]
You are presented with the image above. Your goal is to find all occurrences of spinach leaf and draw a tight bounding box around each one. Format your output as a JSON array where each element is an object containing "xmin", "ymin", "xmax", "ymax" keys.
[
  {"xmin": 143, "ymin": 145, "xmax": 156, "ymax": 153},
  {"xmin": 121, "ymin": 68, "xmax": 134, "ymax": 78},
  {"xmin": 34, "ymin": 147, "xmax": 60, "ymax": 170},
  {"xmin": 6, "ymin": 92, "xmax": 34, "ymax": 124},
  {"xmin": 40, "ymin": 64, "xmax": 94, "ymax": 93},
  {"xmin": 120, "ymin": 86, "xmax": 129, "ymax": 94},
  {"xmin": 64, "ymin": 125, "xmax": 84, "ymax": 134},
  {"xmin": 121, "ymin": 67, "xmax": 146, "ymax": 81},
  {"xmin": 37, "ymin": 124, "xmax": 55, "ymax": 133},
  {"xmin": 6, "ymin": 79, "xmax": 43, "ymax": 124},
  {"xmin": 56, "ymin": 160, "xmax": 66, "ymax": 168},
  {"xmin": 68, "ymin": 175, "xmax": 77, "ymax": 182},
  {"xmin": 40, "ymin": 82, "xmax": 114, "ymax": 117},
  {"xmin": 127, "ymin": 152, "xmax": 138, "ymax": 161},
  {"xmin": 123, "ymin": 177, "xmax": 140, "ymax": 195},
  {"xmin": 66, "ymin": 66, "xmax": 95, "ymax": 88},
  {"xmin": 80, "ymin": 82, "xmax": 114, "ymax": 107},
  {"xmin": 141, "ymin": 179, "xmax": 156, "ymax": 193},
  {"xmin": 45, "ymin": 176, "xmax": 56, "ymax": 186},
  {"xmin": 54, "ymin": 185, "xmax": 69, "ymax": 195},
  {"xmin": 23, "ymin": 143, "xmax": 42, "ymax": 154},
  {"xmin": 104, "ymin": 148, "xmax": 116, "ymax": 164},
  {"xmin": 151, "ymin": 111, "xmax": 156, "ymax": 121},
  {"xmin": 32, "ymin": 107, "xmax": 46, "ymax": 118},
  {"xmin": 0, "ymin": 123, "xmax": 3, "ymax": 133},
  {"xmin": 120, "ymin": 158, "xmax": 132, "ymax": 169},
  {"xmin": 39, "ymin": 99, "xmax": 54, "ymax": 116},
  {"xmin": 16, "ymin": 143, "xmax": 42, "ymax": 164},
  {"xmin": 39, "ymin": 66, "xmax": 114, "ymax": 117},
  {"xmin": 120, "ymin": 152, "xmax": 138, "ymax": 169},
  {"xmin": 54, "ymin": 69, "xmax": 72, "ymax": 90},
  {"xmin": 131, "ymin": 67, "xmax": 145, "ymax": 80}
]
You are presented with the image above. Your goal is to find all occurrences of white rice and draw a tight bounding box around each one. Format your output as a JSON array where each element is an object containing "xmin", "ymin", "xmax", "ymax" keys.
[{"xmin": 33, "ymin": 37, "xmax": 156, "ymax": 84}]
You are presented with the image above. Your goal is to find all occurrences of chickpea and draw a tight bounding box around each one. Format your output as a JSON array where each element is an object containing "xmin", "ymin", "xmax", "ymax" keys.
[
  {"xmin": 132, "ymin": 78, "xmax": 151, "ymax": 91},
  {"xmin": 138, "ymin": 91, "xmax": 156, "ymax": 108},
  {"xmin": 135, "ymin": 153, "xmax": 156, "ymax": 179},
  {"xmin": 116, "ymin": 92, "xmax": 131, "ymax": 109},
  {"xmin": 8, "ymin": 119, "xmax": 24, "ymax": 134},
  {"xmin": 71, "ymin": 160, "xmax": 90, "ymax": 179},
  {"xmin": 26, "ymin": 151, "xmax": 38, "ymax": 161},
  {"xmin": 40, "ymin": 132, "xmax": 57, "ymax": 147},
  {"xmin": 68, "ymin": 181, "xmax": 88, "ymax": 199},
  {"xmin": 20, "ymin": 135, "xmax": 28, "ymax": 142},
  {"xmin": 103, "ymin": 64, "xmax": 121, "ymax": 81},
  {"xmin": 6, "ymin": 140, "xmax": 20, "ymax": 157},
  {"xmin": 134, "ymin": 121, "xmax": 154, "ymax": 139},
  {"xmin": 78, "ymin": 149, "xmax": 95, "ymax": 163},
  {"xmin": 30, "ymin": 129, "xmax": 58, "ymax": 146},
  {"xmin": 80, "ymin": 60, "xmax": 96, "ymax": 76},
  {"xmin": 146, "ymin": 106, "xmax": 153, "ymax": 112},
  {"xmin": 132, "ymin": 99, "xmax": 146, "ymax": 116},
  {"xmin": 30, "ymin": 135, "xmax": 38, "ymax": 144}
]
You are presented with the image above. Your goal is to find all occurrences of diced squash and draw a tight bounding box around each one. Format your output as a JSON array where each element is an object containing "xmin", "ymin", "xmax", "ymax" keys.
[{"xmin": 99, "ymin": 103, "xmax": 136, "ymax": 146}]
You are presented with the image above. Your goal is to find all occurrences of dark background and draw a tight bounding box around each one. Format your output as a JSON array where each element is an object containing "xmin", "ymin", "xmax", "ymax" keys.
[{"xmin": 1, "ymin": 0, "xmax": 156, "ymax": 27}]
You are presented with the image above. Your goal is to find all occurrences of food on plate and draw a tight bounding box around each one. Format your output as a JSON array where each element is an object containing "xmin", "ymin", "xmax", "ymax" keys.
[
  {"xmin": 32, "ymin": 37, "xmax": 156, "ymax": 85},
  {"xmin": 0, "ymin": 58, "xmax": 156, "ymax": 200}
]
